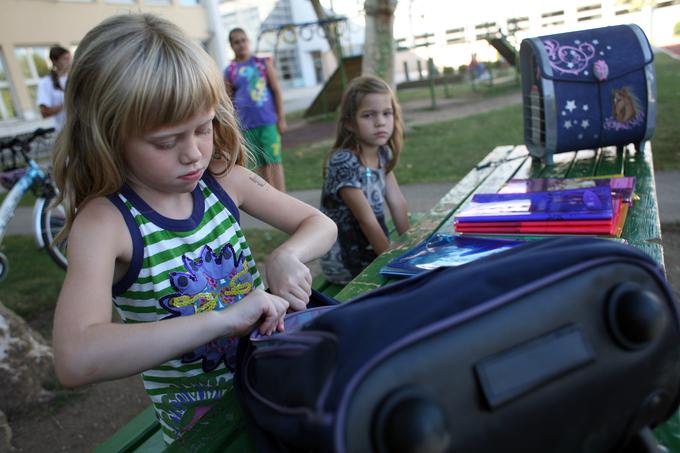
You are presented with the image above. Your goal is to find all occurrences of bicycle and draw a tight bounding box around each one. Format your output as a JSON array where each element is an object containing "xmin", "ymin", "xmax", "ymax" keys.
[{"xmin": 0, "ymin": 127, "xmax": 67, "ymax": 281}]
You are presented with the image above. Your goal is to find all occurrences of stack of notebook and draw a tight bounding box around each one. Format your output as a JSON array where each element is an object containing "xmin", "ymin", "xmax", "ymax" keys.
[{"xmin": 453, "ymin": 176, "xmax": 635, "ymax": 236}]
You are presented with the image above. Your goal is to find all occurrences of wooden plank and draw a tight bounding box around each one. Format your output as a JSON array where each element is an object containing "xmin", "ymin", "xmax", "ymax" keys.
[
  {"xmin": 594, "ymin": 146, "xmax": 625, "ymax": 176},
  {"xmin": 623, "ymin": 143, "xmax": 662, "ymax": 243},
  {"xmin": 540, "ymin": 151, "xmax": 577, "ymax": 178},
  {"xmin": 93, "ymin": 405, "xmax": 159, "ymax": 453},
  {"xmin": 567, "ymin": 149, "xmax": 598, "ymax": 177}
]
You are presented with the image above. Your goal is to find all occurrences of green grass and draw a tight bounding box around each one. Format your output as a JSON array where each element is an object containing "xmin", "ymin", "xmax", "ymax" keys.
[
  {"xmin": 283, "ymin": 102, "xmax": 524, "ymax": 191},
  {"xmin": 0, "ymin": 190, "xmax": 37, "ymax": 207},
  {"xmin": 3, "ymin": 52, "xmax": 678, "ymax": 322},
  {"xmin": 651, "ymin": 52, "xmax": 680, "ymax": 170},
  {"xmin": 396, "ymin": 70, "xmax": 518, "ymax": 104},
  {"xmin": 1, "ymin": 235, "xmax": 65, "ymax": 321}
]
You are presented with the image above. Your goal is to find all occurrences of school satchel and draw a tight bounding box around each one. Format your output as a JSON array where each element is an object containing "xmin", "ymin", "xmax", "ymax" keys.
[
  {"xmin": 520, "ymin": 24, "xmax": 656, "ymax": 165},
  {"xmin": 234, "ymin": 237, "xmax": 680, "ymax": 452}
]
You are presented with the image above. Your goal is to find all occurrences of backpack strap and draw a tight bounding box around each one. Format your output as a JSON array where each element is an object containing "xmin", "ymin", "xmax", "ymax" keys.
[
  {"xmin": 227, "ymin": 61, "xmax": 238, "ymax": 85},
  {"xmin": 228, "ymin": 57, "xmax": 268, "ymax": 85},
  {"xmin": 253, "ymin": 56, "xmax": 268, "ymax": 81}
]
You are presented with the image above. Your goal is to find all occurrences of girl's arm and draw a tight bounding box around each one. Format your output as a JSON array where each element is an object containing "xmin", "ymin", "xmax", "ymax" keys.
[
  {"xmin": 53, "ymin": 198, "xmax": 288, "ymax": 387},
  {"xmin": 265, "ymin": 58, "xmax": 287, "ymax": 133},
  {"xmin": 221, "ymin": 166, "xmax": 337, "ymax": 309},
  {"xmin": 384, "ymin": 172, "xmax": 410, "ymax": 235},
  {"xmin": 339, "ymin": 187, "xmax": 391, "ymax": 255}
]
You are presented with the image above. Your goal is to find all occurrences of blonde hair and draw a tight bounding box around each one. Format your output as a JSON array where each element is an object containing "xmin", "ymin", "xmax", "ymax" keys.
[
  {"xmin": 328, "ymin": 75, "xmax": 404, "ymax": 174},
  {"xmin": 52, "ymin": 13, "xmax": 246, "ymax": 242}
]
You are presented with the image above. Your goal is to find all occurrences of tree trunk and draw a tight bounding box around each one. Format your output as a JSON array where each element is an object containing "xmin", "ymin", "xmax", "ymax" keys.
[
  {"xmin": 362, "ymin": 0, "xmax": 398, "ymax": 87},
  {"xmin": 309, "ymin": 0, "xmax": 341, "ymax": 63},
  {"xmin": 0, "ymin": 301, "xmax": 54, "ymax": 416}
]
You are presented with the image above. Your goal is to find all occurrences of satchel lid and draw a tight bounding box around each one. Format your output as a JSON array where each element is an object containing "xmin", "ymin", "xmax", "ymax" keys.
[{"xmin": 525, "ymin": 24, "xmax": 653, "ymax": 83}]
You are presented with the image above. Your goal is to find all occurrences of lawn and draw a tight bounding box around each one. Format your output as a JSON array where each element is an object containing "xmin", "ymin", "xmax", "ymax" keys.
[{"xmin": 3, "ymin": 51, "xmax": 679, "ymax": 325}]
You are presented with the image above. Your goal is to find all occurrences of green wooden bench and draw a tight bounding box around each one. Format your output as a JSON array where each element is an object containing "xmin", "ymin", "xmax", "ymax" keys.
[{"xmin": 96, "ymin": 142, "xmax": 678, "ymax": 452}]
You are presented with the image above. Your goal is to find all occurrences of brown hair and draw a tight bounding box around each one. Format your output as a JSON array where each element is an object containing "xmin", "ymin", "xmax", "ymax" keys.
[
  {"xmin": 49, "ymin": 46, "xmax": 69, "ymax": 91},
  {"xmin": 52, "ymin": 13, "xmax": 247, "ymax": 243},
  {"xmin": 327, "ymin": 75, "xmax": 404, "ymax": 175}
]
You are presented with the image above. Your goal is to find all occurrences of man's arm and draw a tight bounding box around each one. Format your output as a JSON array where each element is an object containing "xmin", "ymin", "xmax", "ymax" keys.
[{"xmin": 265, "ymin": 58, "xmax": 287, "ymax": 133}]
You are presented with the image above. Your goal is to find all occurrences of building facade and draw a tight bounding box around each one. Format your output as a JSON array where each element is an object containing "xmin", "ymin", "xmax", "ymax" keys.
[
  {"xmin": 0, "ymin": 0, "xmax": 213, "ymax": 134},
  {"xmin": 394, "ymin": 0, "xmax": 680, "ymax": 80}
]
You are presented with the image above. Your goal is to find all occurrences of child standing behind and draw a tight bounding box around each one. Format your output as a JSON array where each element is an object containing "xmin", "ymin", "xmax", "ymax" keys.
[
  {"xmin": 225, "ymin": 28, "xmax": 287, "ymax": 192},
  {"xmin": 51, "ymin": 14, "xmax": 336, "ymax": 445},
  {"xmin": 320, "ymin": 76, "xmax": 409, "ymax": 284}
]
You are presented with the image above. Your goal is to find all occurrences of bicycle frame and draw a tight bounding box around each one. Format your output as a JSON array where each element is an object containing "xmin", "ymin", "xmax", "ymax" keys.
[{"xmin": 0, "ymin": 159, "xmax": 48, "ymax": 246}]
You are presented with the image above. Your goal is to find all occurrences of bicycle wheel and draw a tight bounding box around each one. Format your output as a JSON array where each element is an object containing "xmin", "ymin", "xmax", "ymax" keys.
[{"xmin": 39, "ymin": 194, "xmax": 68, "ymax": 270}]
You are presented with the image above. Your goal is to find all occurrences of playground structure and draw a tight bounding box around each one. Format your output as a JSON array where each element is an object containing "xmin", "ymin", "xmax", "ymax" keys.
[
  {"xmin": 304, "ymin": 54, "xmax": 362, "ymax": 118},
  {"xmin": 304, "ymin": 24, "xmax": 521, "ymax": 117}
]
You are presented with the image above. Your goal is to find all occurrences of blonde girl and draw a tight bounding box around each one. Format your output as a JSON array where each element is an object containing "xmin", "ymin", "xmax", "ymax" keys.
[
  {"xmin": 320, "ymin": 76, "xmax": 409, "ymax": 284},
  {"xmin": 51, "ymin": 14, "xmax": 336, "ymax": 444}
]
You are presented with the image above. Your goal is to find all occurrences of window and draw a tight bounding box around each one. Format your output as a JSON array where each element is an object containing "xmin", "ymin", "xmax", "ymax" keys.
[
  {"xmin": 413, "ymin": 33, "xmax": 435, "ymax": 48},
  {"xmin": 13, "ymin": 46, "xmax": 50, "ymax": 108},
  {"xmin": 475, "ymin": 22, "xmax": 497, "ymax": 40},
  {"xmin": 446, "ymin": 27, "xmax": 466, "ymax": 45},
  {"xmin": 576, "ymin": 4, "xmax": 602, "ymax": 22},
  {"xmin": 275, "ymin": 48, "xmax": 301, "ymax": 83},
  {"xmin": 507, "ymin": 17, "xmax": 529, "ymax": 34},
  {"xmin": 541, "ymin": 10, "xmax": 565, "ymax": 28},
  {"xmin": 395, "ymin": 38, "xmax": 409, "ymax": 51},
  {"xmin": 0, "ymin": 52, "xmax": 17, "ymax": 120}
]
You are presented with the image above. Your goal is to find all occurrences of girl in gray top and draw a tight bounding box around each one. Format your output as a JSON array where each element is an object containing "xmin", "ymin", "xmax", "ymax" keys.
[{"xmin": 320, "ymin": 76, "xmax": 410, "ymax": 284}]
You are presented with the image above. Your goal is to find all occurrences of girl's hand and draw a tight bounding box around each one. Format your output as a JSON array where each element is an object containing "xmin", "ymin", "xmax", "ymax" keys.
[
  {"xmin": 265, "ymin": 248, "xmax": 312, "ymax": 312},
  {"xmin": 223, "ymin": 288, "xmax": 289, "ymax": 336},
  {"xmin": 277, "ymin": 117, "xmax": 287, "ymax": 134}
]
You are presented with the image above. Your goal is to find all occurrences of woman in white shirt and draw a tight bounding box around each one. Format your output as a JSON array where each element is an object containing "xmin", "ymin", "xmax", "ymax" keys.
[{"xmin": 36, "ymin": 46, "xmax": 71, "ymax": 130}]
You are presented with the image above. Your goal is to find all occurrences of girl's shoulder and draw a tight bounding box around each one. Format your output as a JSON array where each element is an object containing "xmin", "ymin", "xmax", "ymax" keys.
[
  {"xmin": 70, "ymin": 196, "xmax": 130, "ymax": 247},
  {"xmin": 328, "ymin": 148, "xmax": 359, "ymax": 166}
]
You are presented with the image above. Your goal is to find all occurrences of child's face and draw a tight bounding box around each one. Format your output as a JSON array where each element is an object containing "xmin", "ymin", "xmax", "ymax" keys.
[
  {"xmin": 54, "ymin": 52, "xmax": 72, "ymax": 74},
  {"xmin": 354, "ymin": 93, "xmax": 394, "ymax": 151},
  {"xmin": 230, "ymin": 32, "xmax": 250, "ymax": 60},
  {"xmin": 122, "ymin": 109, "xmax": 215, "ymax": 197}
]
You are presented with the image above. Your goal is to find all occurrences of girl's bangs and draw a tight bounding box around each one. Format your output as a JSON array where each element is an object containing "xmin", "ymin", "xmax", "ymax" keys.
[{"xmin": 128, "ymin": 49, "xmax": 221, "ymax": 135}]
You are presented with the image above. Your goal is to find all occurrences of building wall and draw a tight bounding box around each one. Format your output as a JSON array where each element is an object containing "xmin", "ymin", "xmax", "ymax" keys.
[
  {"xmin": 393, "ymin": 0, "xmax": 680, "ymax": 81},
  {"xmin": 0, "ymin": 0, "xmax": 209, "ymax": 127}
]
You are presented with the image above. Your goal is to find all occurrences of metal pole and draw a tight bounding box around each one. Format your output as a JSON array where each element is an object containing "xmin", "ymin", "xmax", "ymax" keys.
[
  {"xmin": 427, "ymin": 57, "xmax": 436, "ymax": 109},
  {"xmin": 201, "ymin": 0, "xmax": 229, "ymax": 71}
]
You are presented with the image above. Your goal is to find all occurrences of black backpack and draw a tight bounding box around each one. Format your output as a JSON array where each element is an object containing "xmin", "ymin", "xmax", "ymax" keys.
[{"xmin": 235, "ymin": 237, "xmax": 680, "ymax": 452}]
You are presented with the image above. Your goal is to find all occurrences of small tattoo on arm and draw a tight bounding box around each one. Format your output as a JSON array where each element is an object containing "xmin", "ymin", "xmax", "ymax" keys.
[{"xmin": 249, "ymin": 175, "xmax": 266, "ymax": 188}]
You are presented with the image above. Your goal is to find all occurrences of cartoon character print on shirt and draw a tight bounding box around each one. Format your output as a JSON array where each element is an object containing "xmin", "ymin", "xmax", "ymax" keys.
[
  {"xmin": 158, "ymin": 375, "xmax": 231, "ymax": 441},
  {"xmin": 238, "ymin": 65, "xmax": 269, "ymax": 107},
  {"xmin": 159, "ymin": 243, "xmax": 253, "ymax": 372}
]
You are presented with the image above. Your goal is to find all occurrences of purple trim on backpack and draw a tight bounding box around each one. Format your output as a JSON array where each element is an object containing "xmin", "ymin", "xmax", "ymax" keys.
[
  {"xmin": 107, "ymin": 192, "xmax": 145, "ymax": 296},
  {"xmin": 202, "ymin": 172, "xmax": 240, "ymax": 224},
  {"xmin": 119, "ymin": 183, "xmax": 204, "ymax": 231},
  {"xmin": 332, "ymin": 256, "xmax": 679, "ymax": 452},
  {"xmin": 243, "ymin": 330, "xmax": 338, "ymax": 423}
]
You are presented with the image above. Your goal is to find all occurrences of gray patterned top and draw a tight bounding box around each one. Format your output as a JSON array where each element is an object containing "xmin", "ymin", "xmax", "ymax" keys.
[{"xmin": 320, "ymin": 147, "xmax": 391, "ymax": 284}]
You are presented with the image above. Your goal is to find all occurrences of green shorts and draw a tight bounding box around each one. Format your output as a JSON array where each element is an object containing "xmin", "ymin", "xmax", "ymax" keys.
[{"xmin": 243, "ymin": 124, "xmax": 282, "ymax": 167}]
